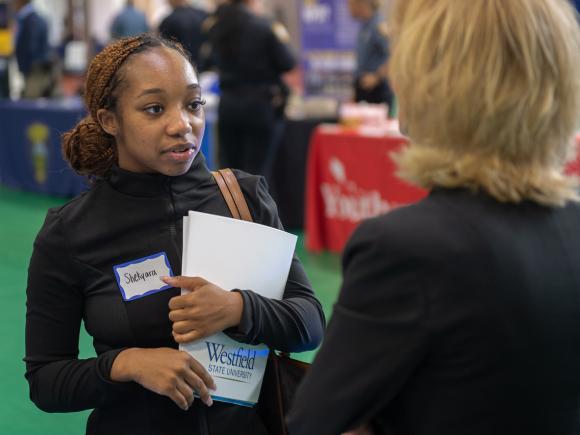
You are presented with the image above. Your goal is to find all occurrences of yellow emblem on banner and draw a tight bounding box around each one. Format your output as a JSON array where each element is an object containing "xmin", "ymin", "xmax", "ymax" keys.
[
  {"xmin": 27, "ymin": 123, "xmax": 50, "ymax": 185},
  {"xmin": 0, "ymin": 29, "xmax": 12, "ymax": 57}
]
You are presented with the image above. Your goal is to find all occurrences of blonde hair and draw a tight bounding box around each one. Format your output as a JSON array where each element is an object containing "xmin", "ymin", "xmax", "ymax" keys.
[{"xmin": 389, "ymin": 0, "xmax": 580, "ymax": 206}]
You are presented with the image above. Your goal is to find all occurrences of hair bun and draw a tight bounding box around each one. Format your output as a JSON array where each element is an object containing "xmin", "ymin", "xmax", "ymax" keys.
[{"xmin": 61, "ymin": 116, "xmax": 116, "ymax": 178}]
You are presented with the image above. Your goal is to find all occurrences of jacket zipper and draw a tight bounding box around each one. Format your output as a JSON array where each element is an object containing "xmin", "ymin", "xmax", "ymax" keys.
[
  {"xmin": 165, "ymin": 178, "xmax": 210, "ymax": 435},
  {"xmin": 165, "ymin": 178, "xmax": 181, "ymax": 266}
]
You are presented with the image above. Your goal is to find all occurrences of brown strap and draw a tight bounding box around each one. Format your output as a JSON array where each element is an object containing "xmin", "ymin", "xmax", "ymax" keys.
[
  {"xmin": 220, "ymin": 169, "xmax": 253, "ymax": 222},
  {"xmin": 212, "ymin": 169, "xmax": 253, "ymax": 222},
  {"xmin": 212, "ymin": 169, "xmax": 241, "ymax": 219}
]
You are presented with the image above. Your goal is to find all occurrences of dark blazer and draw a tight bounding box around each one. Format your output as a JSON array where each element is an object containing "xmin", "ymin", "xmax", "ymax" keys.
[
  {"xmin": 287, "ymin": 187, "xmax": 580, "ymax": 435},
  {"xmin": 158, "ymin": 6, "xmax": 208, "ymax": 65},
  {"xmin": 204, "ymin": 3, "xmax": 295, "ymax": 90},
  {"xmin": 15, "ymin": 10, "xmax": 49, "ymax": 75}
]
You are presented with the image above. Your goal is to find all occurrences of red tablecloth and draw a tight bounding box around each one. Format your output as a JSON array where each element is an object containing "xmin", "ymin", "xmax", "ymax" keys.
[
  {"xmin": 566, "ymin": 134, "xmax": 580, "ymax": 176},
  {"xmin": 305, "ymin": 128, "xmax": 580, "ymax": 254},
  {"xmin": 305, "ymin": 125, "xmax": 427, "ymax": 253}
]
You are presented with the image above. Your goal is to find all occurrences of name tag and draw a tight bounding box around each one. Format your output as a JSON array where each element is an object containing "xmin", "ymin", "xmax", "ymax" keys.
[{"xmin": 113, "ymin": 252, "xmax": 174, "ymax": 301}]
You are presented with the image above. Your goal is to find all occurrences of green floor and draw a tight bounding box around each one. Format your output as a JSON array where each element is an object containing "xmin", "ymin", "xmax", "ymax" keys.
[{"xmin": 0, "ymin": 187, "xmax": 341, "ymax": 434}]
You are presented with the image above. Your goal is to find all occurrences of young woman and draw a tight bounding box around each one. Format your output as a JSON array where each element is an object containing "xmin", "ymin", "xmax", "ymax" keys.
[
  {"xmin": 288, "ymin": 0, "xmax": 580, "ymax": 434},
  {"xmin": 24, "ymin": 34, "xmax": 324, "ymax": 435}
]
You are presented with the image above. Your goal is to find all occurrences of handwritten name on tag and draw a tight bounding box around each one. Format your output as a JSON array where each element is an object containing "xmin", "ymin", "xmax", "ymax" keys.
[{"xmin": 113, "ymin": 252, "xmax": 174, "ymax": 301}]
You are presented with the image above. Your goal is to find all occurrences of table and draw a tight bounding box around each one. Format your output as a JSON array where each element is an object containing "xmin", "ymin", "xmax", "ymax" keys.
[
  {"xmin": 305, "ymin": 124, "xmax": 427, "ymax": 253},
  {"xmin": 0, "ymin": 99, "xmax": 214, "ymax": 196},
  {"xmin": 305, "ymin": 127, "xmax": 580, "ymax": 254}
]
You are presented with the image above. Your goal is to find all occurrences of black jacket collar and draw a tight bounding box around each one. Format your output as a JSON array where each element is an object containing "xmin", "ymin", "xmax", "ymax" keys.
[{"xmin": 106, "ymin": 153, "xmax": 213, "ymax": 197}]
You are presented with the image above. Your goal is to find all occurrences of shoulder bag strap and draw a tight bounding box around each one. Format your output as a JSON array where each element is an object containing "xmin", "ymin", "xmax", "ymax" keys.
[
  {"xmin": 212, "ymin": 168, "xmax": 253, "ymax": 222},
  {"xmin": 212, "ymin": 169, "xmax": 290, "ymax": 363}
]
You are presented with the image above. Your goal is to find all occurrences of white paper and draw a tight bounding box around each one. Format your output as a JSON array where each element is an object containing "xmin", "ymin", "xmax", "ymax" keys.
[
  {"xmin": 183, "ymin": 216, "xmax": 190, "ymax": 273},
  {"xmin": 180, "ymin": 211, "xmax": 297, "ymax": 406}
]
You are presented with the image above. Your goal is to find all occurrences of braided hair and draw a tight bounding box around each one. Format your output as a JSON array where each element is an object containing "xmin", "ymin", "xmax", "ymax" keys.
[{"xmin": 62, "ymin": 34, "xmax": 192, "ymax": 178}]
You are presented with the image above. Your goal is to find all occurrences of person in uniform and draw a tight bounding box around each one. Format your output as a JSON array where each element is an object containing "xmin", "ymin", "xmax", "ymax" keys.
[
  {"xmin": 202, "ymin": 0, "xmax": 296, "ymax": 182},
  {"xmin": 158, "ymin": 0, "xmax": 208, "ymax": 65},
  {"xmin": 24, "ymin": 34, "xmax": 324, "ymax": 435},
  {"xmin": 288, "ymin": 0, "xmax": 580, "ymax": 433},
  {"xmin": 14, "ymin": 0, "xmax": 55, "ymax": 98},
  {"xmin": 110, "ymin": 0, "xmax": 149, "ymax": 40},
  {"xmin": 348, "ymin": 0, "xmax": 394, "ymax": 110}
]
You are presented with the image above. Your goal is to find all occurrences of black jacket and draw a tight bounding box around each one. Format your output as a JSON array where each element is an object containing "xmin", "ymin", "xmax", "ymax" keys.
[
  {"xmin": 203, "ymin": 3, "xmax": 295, "ymax": 91},
  {"xmin": 15, "ymin": 9, "xmax": 49, "ymax": 75},
  {"xmin": 25, "ymin": 154, "xmax": 325, "ymax": 435},
  {"xmin": 287, "ymin": 187, "xmax": 580, "ymax": 435},
  {"xmin": 159, "ymin": 6, "xmax": 208, "ymax": 65}
]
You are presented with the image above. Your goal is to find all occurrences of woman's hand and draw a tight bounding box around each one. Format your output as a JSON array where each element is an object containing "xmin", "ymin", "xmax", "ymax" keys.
[
  {"xmin": 110, "ymin": 347, "xmax": 215, "ymax": 410},
  {"xmin": 163, "ymin": 276, "xmax": 244, "ymax": 343}
]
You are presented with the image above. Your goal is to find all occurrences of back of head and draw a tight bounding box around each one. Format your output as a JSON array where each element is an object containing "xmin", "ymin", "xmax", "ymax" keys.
[
  {"xmin": 61, "ymin": 34, "xmax": 192, "ymax": 179},
  {"xmin": 348, "ymin": 0, "xmax": 381, "ymax": 19},
  {"xmin": 15, "ymin": 0, "xmax": 31, "ymax": 11},
  {"xmin": 389, "ymin": 0, "xmax": 580, "ymax": 206},
  {"xmin": 358, "ymin": 0, "xmax": 381, "ymax": 12}
]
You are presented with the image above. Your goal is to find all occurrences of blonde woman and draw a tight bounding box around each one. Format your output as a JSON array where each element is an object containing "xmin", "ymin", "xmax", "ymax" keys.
[{"xmin": 287, "ymin": 0, "xmax": 580, "ymax": 434}]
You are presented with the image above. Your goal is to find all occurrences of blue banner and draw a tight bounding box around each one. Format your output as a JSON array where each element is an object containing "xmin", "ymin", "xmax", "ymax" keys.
[
  {"xmin": 0, "ymin": 99, "xmax": 88, "ymax": 196},
  {"xmin": 299, "ymin": 0, "xmax": 359, "ymax": 99}
]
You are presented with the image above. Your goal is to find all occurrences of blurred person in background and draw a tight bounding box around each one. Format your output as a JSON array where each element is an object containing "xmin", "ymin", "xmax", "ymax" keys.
[
  {"xmin": 14, "ymin": 0, "xmax": 56, "ymax": 98},
  {"xmin": 110, "ymin": 0, "xmax": 149, "ymax": 40},
  {"xmin": 158, "ymin": 0, "xmax": 208, "ymax": 66},
  {"xmin": 202, "ymin": 0, "xmax": 295, "ymax": 182},
  {"xmin": 348, "ymin": 0, "xmax": 393, "ymax": 110},
  {"xmin": 288, "ymin": 0, "xmax": 580, "ymax": 434}
]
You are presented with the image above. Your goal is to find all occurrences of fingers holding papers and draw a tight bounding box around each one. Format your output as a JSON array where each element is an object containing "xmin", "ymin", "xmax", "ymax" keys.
[
  {"xmin": 164, "ymin": 276, "xmax": 210, "ymax": 302},
  {"xmin": 163, "ymin": 275, "xmax": 244, "ymax": 343}
]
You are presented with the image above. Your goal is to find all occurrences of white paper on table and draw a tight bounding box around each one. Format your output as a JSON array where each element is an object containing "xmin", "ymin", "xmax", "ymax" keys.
[{"xmin": 180, "ymin": 211, "xmax": 297, "ymax": 407}]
